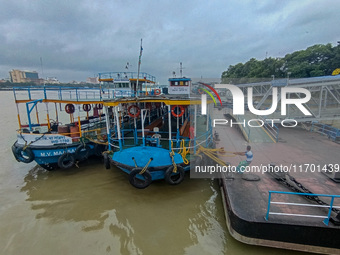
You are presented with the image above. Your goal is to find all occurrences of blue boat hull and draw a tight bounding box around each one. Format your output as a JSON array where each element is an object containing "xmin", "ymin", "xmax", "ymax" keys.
[
  {"xmin": 12, "ymin": 142, "xmax": 103, "ymax": 170},
  {"xmin": 111, "ymin": 146, "xmax": 187, "ymax": 181}
]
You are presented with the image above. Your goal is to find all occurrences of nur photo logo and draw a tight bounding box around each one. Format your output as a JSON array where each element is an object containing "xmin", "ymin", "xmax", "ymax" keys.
[
  {"xmin": 200, "ymin": 83, "xmax": 312, "ymax": 117},
  {"xmin": 198, "ymin": 82, "xmax": 223, "ymax": 115}
]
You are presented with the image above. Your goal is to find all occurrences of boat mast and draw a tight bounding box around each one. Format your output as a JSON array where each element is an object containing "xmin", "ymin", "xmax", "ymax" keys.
[
  {"xmin": 180, "ymin": 62, "xmax": 183, "ymax": 77},
  {"xmin": 136, "ymin": 38, "xmax": 143, "ymax": 96}
]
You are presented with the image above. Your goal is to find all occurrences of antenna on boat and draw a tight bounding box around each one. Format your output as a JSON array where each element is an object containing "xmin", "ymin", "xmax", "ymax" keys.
[
  {"xmin": 136, "ymin": 38, "xmax": 143, "ymax": 95},
  {"xmin": 179, "ymin": 62, "xmax": 185, "ymax": 77}
]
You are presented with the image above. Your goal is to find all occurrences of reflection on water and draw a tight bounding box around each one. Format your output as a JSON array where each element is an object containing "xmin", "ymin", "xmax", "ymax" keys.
[{"xmin": 19, "ymin": 160, "xmax": 227, "ymax": 255}]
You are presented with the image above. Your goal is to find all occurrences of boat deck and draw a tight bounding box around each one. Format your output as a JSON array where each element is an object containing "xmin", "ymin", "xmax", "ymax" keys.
[{"xmin": 213, "ymin": 108, "xmax": 340, "ymax": 254}]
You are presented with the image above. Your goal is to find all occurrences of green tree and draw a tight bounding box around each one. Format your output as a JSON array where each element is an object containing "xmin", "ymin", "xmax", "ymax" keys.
[{"xmin": 222, "ymin": 43, "xmax": 340, "ymax": 83}]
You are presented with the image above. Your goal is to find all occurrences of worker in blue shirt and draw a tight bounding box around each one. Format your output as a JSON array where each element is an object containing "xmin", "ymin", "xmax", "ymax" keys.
[{"xmin": 234, "ymin": 145, "xmax": 253, "ymax": 172}]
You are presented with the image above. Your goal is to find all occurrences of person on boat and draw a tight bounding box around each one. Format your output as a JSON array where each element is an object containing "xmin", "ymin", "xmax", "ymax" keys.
[{"xmin": 234, "ymin": 145, "xmax": 253, "ymax": 172}]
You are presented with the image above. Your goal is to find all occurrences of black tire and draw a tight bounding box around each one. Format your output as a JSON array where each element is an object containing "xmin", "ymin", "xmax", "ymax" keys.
[
  {"xmin": 58, "ymin": 153, "xmax": 75, "ymax": 169},
  {"xmin": 12, "ymin": 143, "xmax": 20, "ymax": 162},
  {"xmin": 103, "ymin": 153, "xmax": 111, "ymax": 169},
  {"xmin": 75, "ymin": 144, "xmax": 91, "ymax": 161},
  {"xmin": 14, "ymin": 146, "xmax": 34, "ymax": 163},
  {"xmin": 165, "ymin": 165, "xmax": 185, "ymax": 185},
  {"xmin": 129, "ymin": 168, "xmax": 152, "ymax": 189}
]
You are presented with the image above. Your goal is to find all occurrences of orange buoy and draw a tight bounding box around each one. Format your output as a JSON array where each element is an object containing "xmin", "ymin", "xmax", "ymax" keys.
[
  {"xmin": 128, "ymin": 105, "xmax": 141, "ymax": 118},
  {"xmin": 171, "ymin": 105, "xmax": 185, "ymax": 118},
  {"xmin": 154, "ymin": 89, "xmax": 161, "ymax": 95}
]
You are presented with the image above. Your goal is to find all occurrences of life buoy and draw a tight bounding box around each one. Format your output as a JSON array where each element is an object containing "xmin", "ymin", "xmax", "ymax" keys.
[
  {"xmin": 103, "ymin": 152, "xmax": 111, "ymax": 169},
  {"xmin": 129, "ymin": 168, "xmax": 152, "ymax": 189},
  {"xmin": 165, "ymin": 165, "xmax": 185, "ymax": 185},
  {"xmin": 171, "ymin": 105, "xmax": 185, "ymax": 118},
  {"xmin": 127, "ymin": 105, "xmax": 141, "ymax": 118},
  {"xmin": 198, "ymin": 88, "xmax": 204, "ymax": 94},
  {"xmin": 14, "ymin": 146, "xmax": 34, "ymax": 163},
  {"xmin": 65, "ymin": 104, "xmax": 75, "ymax": 114},
  {"xmin": 75, "ymin": 144, "xmax": 91, "ymax": 161},
  {"xmin": 82, "ymin": 104, "xmax": 92, "ymax": 112},
  {"xmin": 58, "ymin": 152, "xmax": 75, "ymax": 169},
  {"xmin": 96, "ymin": 103, "xmax": 103, "ymax": 110},
  {"xmin": 154, "ymin": 89, "xmax": 161, "ymax": 95}
]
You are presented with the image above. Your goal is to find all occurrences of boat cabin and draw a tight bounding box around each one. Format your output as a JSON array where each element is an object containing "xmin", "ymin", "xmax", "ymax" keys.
[
  {"xmin": 168, "ymin": 77, "xmax": 191, "ymax": 95},
  {"xmin": 98, "ymin": 71, "xmax": 156, "ymax": 97}
]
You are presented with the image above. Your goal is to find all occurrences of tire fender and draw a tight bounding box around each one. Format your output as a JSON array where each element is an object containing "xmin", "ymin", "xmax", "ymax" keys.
[
  {"xmin": 103, "ymin": 153, "xmax": 111, "ymax": 169},
  {"xmin": 129, "ymin": 168, "xmax": 152, "ymax": 189},
  {"xmin": 58, "ymin": 152, "xmax": 75, "ymax": 169},
  {"xmin": 165, "ymin": 165, "xmax": 185, "ymax": 185},
  {"xmin": 14, "ymin": 146, "xmax": 34, "ymax": 163}
]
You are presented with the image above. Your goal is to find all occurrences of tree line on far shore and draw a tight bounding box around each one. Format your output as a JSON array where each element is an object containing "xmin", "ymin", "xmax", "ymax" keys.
[{"xmin": 221, "ymin": 43, "xmax": 340, "ymax": 84}]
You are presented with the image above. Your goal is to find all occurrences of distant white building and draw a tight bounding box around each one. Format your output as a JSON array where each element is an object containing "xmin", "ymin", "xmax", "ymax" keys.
[
  {"xmin": 45, "ymin": 77, "xmax": 60, "ymax": 84},
  {"xmin": 70, "ymin": 80, "xmax": 81, "ymax": 84},
  {"xmin": 86, "ymin": 77, "xmax": 99, "ymax": 84}
]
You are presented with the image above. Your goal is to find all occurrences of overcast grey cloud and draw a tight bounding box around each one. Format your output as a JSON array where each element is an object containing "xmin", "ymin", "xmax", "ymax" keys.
[{"xmin": 1, "ymin": 0, "xmax": 339, "ymax": 84}]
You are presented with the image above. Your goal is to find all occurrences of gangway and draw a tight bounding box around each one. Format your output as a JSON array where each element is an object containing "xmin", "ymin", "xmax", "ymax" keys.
[{"xmin": 219, "ymin": 75, "xmax": 340, "ymax": 123}]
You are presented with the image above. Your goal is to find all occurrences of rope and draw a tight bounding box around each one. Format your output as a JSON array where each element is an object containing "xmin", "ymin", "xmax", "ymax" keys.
[
  {"xmin": 132, "ymin": 157, "xmax": 138, "ymax": 168},
  {"xmin": 85, "ymin": 136, "xmax": 108, "ymax": 145},
  {"xmin": 139, "ymin": 158, "xmax": 153, "ymax": 174},
  {"xmin": 196, "ymin": 145, "xmax": 235, "ymax": 167},
  {"xmin": 79, "ymin": 137, "xmax": 88, "ymax": 147},
  {"xmin": 178, "ymin": 139, "xmax": 190, "ymax": 165},
  {"xmin": 169, "ymin": 141, "xmax": 178, "ymax": 173},
  {"xmin": 20, "ymin": 132, "xmax": 47, "ymax": 151},
  {"xmin": 102, "ymin": 150, "xmax": 112, "ymax": 156}
]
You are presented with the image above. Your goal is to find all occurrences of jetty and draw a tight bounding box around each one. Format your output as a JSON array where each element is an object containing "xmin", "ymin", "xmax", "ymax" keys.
[{"xmin": 213, "ymin": 75, "xmax": 340, "ymax": 254}]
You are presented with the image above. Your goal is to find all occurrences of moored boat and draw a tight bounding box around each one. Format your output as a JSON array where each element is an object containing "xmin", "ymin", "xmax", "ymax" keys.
[
  {"xmin": 11, "ymin": 86, "xmax": 109, "ymax": 170},
  {"xmin": 101, "ymin": 75, "xmax": 215, "ymax": 188}
]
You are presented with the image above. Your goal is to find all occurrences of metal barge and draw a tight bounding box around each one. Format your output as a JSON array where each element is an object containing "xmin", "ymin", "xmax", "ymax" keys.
[{"xmin": 213, "ymin": 107, "xmax": 340, "ymax": 254}]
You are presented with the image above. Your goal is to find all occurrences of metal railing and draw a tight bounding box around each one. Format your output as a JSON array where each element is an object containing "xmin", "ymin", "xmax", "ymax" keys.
[
  {"xmin": 310, "ymin": 122, "xmax": 340, "ymax": 142},
  {"xmin": 234, "ymin": 114, "xmax": 251, "ymax": 142},
  {"xmin": 13, "ymin": 86, "xmax": 107, "ymax": 102},
  {"xmin": 13, "ymin": 86, "xmax": 161, "ymax": 102},
  {"xmin": 98, "ymin": 72, "xmax": 156, "ymax": 83},
  {"xmin": 259, "ymin": 116, "xmax": 279, "ymax": 142},
  {"xmin": 265, "ymin": 190, "xmax": 340, "ymax": 226}
]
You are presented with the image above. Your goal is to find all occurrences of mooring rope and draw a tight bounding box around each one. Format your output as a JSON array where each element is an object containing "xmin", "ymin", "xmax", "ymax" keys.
[{"xmin": 139, "ymin": 158, "xmax": 153, "ymax": 174}]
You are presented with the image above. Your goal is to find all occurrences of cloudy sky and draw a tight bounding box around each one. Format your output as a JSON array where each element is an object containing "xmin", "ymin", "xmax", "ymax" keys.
[{"xmin": 1, "ymin": 0, "xmax": 339, "ymax": 84}]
